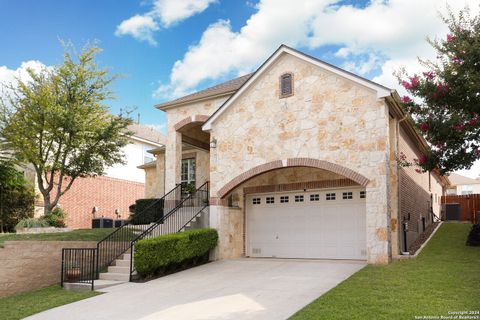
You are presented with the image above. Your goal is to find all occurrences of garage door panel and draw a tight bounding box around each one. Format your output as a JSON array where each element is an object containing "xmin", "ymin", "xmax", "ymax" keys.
[{"xmin": 247, "ymin": 188, "xmax": 366, "ymax": 260}]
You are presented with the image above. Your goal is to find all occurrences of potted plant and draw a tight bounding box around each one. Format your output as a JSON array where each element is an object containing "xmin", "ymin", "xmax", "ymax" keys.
[{"xmin": 65, "ymin": 262, "xmax": 81, "ymax": 282}]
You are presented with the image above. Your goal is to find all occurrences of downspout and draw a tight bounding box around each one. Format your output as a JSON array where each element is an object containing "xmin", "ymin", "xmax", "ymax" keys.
[{"xmin": 397, "ymin": 113, "xmax": 409, "ymax": 254}]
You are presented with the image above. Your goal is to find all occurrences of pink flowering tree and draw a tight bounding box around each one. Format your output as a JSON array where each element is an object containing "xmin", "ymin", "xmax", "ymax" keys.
[{"xmin": 399, "ymin": 8, "xmax": 480, "ymax": 174}]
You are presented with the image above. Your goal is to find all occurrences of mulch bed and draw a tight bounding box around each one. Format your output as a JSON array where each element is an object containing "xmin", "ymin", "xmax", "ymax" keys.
[{"xmin": 408, "ymin": 222, "xmax": 440, "ymax": 255}]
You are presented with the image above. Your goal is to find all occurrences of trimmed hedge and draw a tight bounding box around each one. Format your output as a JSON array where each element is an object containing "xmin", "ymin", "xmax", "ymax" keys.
[
  {"xmin": 130, "ymin": 198, "xmax": 164, "ymax": 224},
  {"xmin": 134, "ymin": 228, "xmax": 218, "ymax": 278}
]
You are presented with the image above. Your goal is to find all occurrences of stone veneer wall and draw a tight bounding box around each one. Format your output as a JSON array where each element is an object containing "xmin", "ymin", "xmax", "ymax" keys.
[
  {"xmin": 0, "ymin": 241, "xmax": 97, "ymax": 298},
  {"xmin": 164, "ymin": 97, "xmax": 227, "ymax": 191},
  {"xmin": 208, "ymin": 53, "xmax": 392, "ymax": 264}
]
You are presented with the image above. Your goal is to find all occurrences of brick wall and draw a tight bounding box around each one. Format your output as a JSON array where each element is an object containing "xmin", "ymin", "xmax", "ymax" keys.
[
  {"xmin": 0, "ymin": 241, "xmax": 97, "ymax": 298},
  {"xmin": 398, "ymin": 127, "xmax": 437, "ymax": 249},
  {"xmin": 57, "ymin": 176, "xmax": 145, "ymax": 229}
]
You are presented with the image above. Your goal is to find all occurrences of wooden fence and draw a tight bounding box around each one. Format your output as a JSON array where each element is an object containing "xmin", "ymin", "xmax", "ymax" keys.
[{"xmin": 441, "ymin": 194, "xmax": 480, "ymax": 223}]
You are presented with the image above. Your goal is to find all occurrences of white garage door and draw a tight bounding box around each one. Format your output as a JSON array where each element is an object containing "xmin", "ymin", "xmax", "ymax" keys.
[{"xmin": 246, "ymin": 188, "xmax": 366, "ymax": 260}]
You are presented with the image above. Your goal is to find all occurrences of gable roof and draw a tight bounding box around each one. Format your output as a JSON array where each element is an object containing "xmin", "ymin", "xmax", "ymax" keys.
[
  {"xmin": 448, "ymin": 173, "xmax": 480, "ymax": 186},
  {"xmin": 127, "ymin": 123, "xmax": 166, "ymax": 146},
  {"xmin": 155, "ymin": 74, "xmax": 253, "ymax": 110},
  {"xmin": 202, "ymin": 44, "xmax": 392, "ymax": 131}
]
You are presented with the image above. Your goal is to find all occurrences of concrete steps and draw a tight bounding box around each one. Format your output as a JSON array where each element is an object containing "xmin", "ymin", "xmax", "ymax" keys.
[
  {"xmin": 96, "ymin": 207, "xmax": 209, "ymax": 284},
  {"xmin": 64, "ymin": 280, "xmax": 124, "ymax": 291}
]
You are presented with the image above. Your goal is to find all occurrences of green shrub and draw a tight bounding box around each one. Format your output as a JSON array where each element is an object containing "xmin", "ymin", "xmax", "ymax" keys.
[
  {"xmin": 134, "ymin": 228, "xmax": 218, "ymax": 278},
  {"xmin": 42, "ymin": 207, "xmax": 66, "ymax": 227},
  {"xmin": 130, "ymin": 198, "xmax": 164, "ymax": 224},
  {"xmin": 15, "ymin": 218, "xmax": 49, "ymax": 230},
  {"xmin": 0, "ymin": 161, "xmax": 35, "ymax": 232}
]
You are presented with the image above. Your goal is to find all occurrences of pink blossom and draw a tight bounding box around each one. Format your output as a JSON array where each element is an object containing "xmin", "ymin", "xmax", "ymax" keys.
[
  {"xmin": 399, "ymin": 152, "xmax": 407, "ymax": 161},
  {"xmin": 475, "ymin": 149, "xmax": 480, "ymax": 157},
  {"xmin": 402, "ymin": 75, "xmax": 420, "ymax": 90},
  {"xmin": 418, "ymin": 155, "xmax": 428, "ymax": 165},
  {"xmin": 452, "ymin": 57, "xmax": 462, "ymax": 64},
  {"xmin": 469, "ymin": 118, "xmax": 479, "ymax": 126},
  {"xmin": 401, "ymin": 96, "xmax": 412, "ymax": 103},
  {"xmin": 419, "ymin": 123, "xmax": 429, "ymax": 132},
  {"xmin": 447, "ymin": 34, "xmax": 455, "ymax": 43},
  {"xmin": 452, "ymin": 123, "xmax": 465, "ymax": 132},
  {"xmin": 415, "ymin": 168, "xmax": 422, "ymax": 174},
  {"xmin": 422, "ymin": 71, "xmax": 435, "ymax": 80}
]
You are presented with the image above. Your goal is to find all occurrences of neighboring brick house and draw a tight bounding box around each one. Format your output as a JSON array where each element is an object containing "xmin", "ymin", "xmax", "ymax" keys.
[
  {"xmin": 142, "ymin": 45, "xmax": 449, "ymax": 264},
  {"xmin": 37, "ymin": 123, "xmax": 165, "ymax": 229}
]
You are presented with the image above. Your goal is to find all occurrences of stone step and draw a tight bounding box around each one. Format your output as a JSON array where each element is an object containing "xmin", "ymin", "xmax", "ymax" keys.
[
  {"xmin": 99, "ymin": 272, "xmax": 130, "ymax": 282},
  {"xmin": 121, "ymin": 253, "xmax": 131, "ymax": 260},
  {"xmin": 108, "ymin": 266, "xmax": 130, "ymax": 274},
  {"xmin": 64, "ymin": 280, "xmax": 125, "ymax": 291},
  {"xmin": 114, "ymin": 259, "xmax": 130, "ymax": 267}
]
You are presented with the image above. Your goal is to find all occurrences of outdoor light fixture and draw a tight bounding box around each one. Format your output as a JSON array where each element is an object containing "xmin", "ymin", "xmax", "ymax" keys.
[{"xmin": 210, "ymin": 138, "xmax": 217, "ymax": 148}]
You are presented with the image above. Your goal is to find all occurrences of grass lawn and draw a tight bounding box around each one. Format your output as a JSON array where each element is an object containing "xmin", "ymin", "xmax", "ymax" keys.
[
  {"xmin": 0, "ymin": 228, "xmax": 116, "ymax": 247},
  {"xmin": 291, "ymin": 223, "xmax": 480, "ymax": 320},
  {"xmin": 0, "ymin": 285, "xmax": 101, "ymax": 320}
]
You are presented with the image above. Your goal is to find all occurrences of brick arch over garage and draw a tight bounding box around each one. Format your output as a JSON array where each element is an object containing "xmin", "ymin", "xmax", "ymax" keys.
[
  {"xmin": 174, "ymin": 115, "xmax": 210, "ymax": 131},
  {"xmin": 216, "ymin": 158, "xmax": 370, "ymax": 198}
]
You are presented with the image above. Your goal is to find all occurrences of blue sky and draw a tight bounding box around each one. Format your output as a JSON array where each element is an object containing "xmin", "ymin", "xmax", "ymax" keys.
[{"xmin": 1, "ymin": 0, "xmax": 479, "ymax": 177}]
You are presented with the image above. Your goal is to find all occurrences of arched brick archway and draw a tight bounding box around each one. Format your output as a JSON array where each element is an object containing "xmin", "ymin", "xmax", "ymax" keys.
[
  {"xmin": 216, "ymin": 158, "xmax": 370, "ymax": 198},
  {"xmin": 174, "ymin": 115, "xmax": 210, "ymax": 131}
]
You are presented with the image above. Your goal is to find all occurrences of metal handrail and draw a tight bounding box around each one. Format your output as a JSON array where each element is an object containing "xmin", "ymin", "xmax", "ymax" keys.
[
  {"xmin": 129, "ymin": 181, "xmax": 209, "ymax": 280},
  {"xmin": 60, "ymin": 181, "xmax": 210, "ymax": 289}
]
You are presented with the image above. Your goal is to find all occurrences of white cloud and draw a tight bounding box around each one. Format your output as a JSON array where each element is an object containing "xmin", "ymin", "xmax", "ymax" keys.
[
  {"xmin": 154, "ymin": 0, "xmax": 480, "ymax": 100},
  {"xmin": 115, "ymin": 15, "xmax": 159, "ymax": 46},
  {"xmin": 115, "ymin": 0, "xmax": 216, "ymax": 44},
  {"xmin": 0, "ymin": 60, "xmax": 49, "ymax": 102},
  {"xmin": 152, "ymin": 0, "xmax": 217, "ymax": 27}
]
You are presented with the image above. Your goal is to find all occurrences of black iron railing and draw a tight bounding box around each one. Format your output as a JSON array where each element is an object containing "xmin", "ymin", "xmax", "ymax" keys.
[
  {"xmin": 60, "ymin": 182, "xmax": 209, "ymax": 289},
  {"xmin": 96, "ymin": 183, "xmax": 183, "ymax": 275},
  {"xmin": 61, "ymin": 248, "xmax": 97, "ymax": 290},
  {"xmin": 129, "ymin": 181, "xmax": 209, "ymax": 279}
]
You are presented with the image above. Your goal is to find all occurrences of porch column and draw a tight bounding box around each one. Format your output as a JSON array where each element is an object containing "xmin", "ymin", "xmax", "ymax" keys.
[
  {"xmin": 155, "ymin": 153, "xmax": 165, "ymax": 197},
  {"xmin": 165, "ymin": 130, "xmax": 182, "ymax": 192}
]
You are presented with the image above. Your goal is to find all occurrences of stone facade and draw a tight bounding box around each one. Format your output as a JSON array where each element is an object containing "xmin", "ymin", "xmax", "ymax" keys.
[
  {"xmin": 208, "ymin": 53, "xmax": 391, "ymax": 264},
  {"xmin": 0, "ymin": 241, "xmax": 97, "ymax": 297},
  {"xmin": 144, "ymin": 48, "xmax": 447, "ymax": 265}
]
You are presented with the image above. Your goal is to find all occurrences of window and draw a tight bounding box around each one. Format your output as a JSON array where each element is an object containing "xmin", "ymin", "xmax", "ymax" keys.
[
  {"xmin": 143, "ymin": 146, "xmax": 155, "ymax": 164},
  {"xmin": 181, "ymin": 158, "xmax": 196, "ymax": 185},
  {"xmin": 360, "ymin": 191, "xmax": 366, "ymax": 199},
  {"xmin": 326, "ymin": 193, "xmax": 336, "ymax": 200},
  {"xmin": 266, "ymin": 197, "xmax": 275, "ymax": 204},
  {"xmin": 342, "ymin": 192, "xmax": 353, "ymax": 200},
  {"xmin": 280, "ymin": 196, "xmax": 289, "ymax": 203},
  {"xmin": 252, "ymin": 198, "xmax": 261, "ymax": 205},
  {"xmin": 280, "ymin": 73, "xmax": 293, "ymax": 98},
  {"xmin": 295, "ymin": 195, "xmax": 304, "ymax": 202},
  {"xmin": 310, "ymin": 194, "xmax": 320, "ymax": 201}
]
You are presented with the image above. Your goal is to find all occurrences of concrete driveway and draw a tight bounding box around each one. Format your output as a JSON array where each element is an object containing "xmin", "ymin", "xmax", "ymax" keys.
[{"xmin": 27, "ymin": 258, "xmax": 365, "ymax": 320}]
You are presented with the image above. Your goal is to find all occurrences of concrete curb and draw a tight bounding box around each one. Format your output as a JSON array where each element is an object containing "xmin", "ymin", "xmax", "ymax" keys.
[{"xmin": 394, "ymin": 221, "xmax": 443, "ymax": 260}]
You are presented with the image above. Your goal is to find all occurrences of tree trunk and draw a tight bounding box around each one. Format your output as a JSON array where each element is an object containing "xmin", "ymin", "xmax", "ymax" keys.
[{"xmin": 43, "ymin": 194, "xmax": 53, "ymax": 215}]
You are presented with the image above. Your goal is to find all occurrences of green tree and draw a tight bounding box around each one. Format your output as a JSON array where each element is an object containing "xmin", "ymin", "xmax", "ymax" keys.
[
  {"xmin": 0, "ymin": 159, "xmax": 35, "ymax": 233},
  {"xmin": 399, "ymin": 7, "xmax": 480, "ymax": 174},
  {"xmin": 0, "ymin": 44, "xmax": 132, "ymax": 214}
]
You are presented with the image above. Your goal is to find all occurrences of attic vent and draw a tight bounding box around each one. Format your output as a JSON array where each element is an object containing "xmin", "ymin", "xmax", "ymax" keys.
[{"xmin": 280, "ymin": 73, "xmax": 293, "ymax": 98}]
